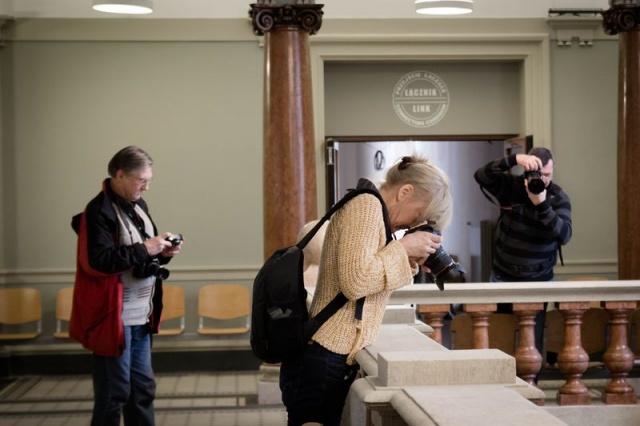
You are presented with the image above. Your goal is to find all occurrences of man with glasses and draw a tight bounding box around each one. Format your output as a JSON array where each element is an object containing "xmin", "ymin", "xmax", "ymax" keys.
[{"xmin": 70, "ymin": 145, "xmax": 183, "ymax": 426}]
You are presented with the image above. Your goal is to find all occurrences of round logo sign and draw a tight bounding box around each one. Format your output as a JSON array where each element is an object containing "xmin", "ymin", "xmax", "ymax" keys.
[{"xmin": 392, "ymin": 71, "xmax": 450, "ymax": 128}]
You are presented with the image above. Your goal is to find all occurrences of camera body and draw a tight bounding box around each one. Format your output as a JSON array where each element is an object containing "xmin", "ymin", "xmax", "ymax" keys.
[
  {"xmin": 524, "ymin": 170, "xmax": 545, "ymax": 195},
  {"xmin": 132, "ymin": 233, "xmax": 182, "ymax": 280},
  {"xmin": 166, "ymin": 234, "xmax": 183, "ymax": 246},
  {"xmin": 405, "ymin": 221, "xmax": 465, "ymax": 290}
]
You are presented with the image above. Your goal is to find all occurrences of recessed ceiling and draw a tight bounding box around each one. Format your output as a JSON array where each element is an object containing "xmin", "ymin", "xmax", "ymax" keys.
[{"xmin": 0, "ymin": 0, "xmax": 611, "ymax": 20}]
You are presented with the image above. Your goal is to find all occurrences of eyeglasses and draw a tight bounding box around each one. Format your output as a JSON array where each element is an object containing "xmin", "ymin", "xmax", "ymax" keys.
[{"xmin": 126, "ymin": 174, "xmax": 152, "ymax": 186}]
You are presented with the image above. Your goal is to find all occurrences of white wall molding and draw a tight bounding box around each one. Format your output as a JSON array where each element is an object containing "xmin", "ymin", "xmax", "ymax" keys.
[
  {"xmin": 309, "ymin": 21, "xmax": 552, "ymax": 215},
  {"xmin": 547, "ymin": 16, "xmax": 611, "ymax": 46},
  {"xmin": 0, "ymin": 266, "xmax": 262, "ymax": 285},
  {"xmin": 0, "ymin": 259, "xmax": 616, "ymax": 286}
]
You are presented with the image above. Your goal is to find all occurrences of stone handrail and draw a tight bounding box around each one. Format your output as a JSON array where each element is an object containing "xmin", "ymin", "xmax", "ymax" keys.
[
  {"xmin": 389, "ymin": 280, "xmax": 640, "ymax": 305},
  {"xmin": 390, "ymin": 280, "xmax": 640, "ymax": 406}
]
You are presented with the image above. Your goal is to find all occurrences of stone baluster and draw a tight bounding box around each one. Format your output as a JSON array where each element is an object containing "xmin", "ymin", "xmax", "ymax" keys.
[
  {"xmin": 416, "ymin": 304, "xmax": 450, "ymax": 344},
  {"xmin": 512, "ymin": 303, "xmax": 544, "ymax": 386},
  {"xmin": 465, "ymin": 304, "xmax": 496, "ymax": 349},
  {"xmin": 555, "ymin": 302, "xmax": 590, "ymax": 405},
  {"xmin": 602, "ymin": 301, "xmax": 637, "ymax": 404}
]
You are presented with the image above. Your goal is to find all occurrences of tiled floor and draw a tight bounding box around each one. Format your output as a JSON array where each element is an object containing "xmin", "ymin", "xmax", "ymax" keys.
[{"xmin": 0, "ymin": 371, "xmax": 287, "ymax": 426}]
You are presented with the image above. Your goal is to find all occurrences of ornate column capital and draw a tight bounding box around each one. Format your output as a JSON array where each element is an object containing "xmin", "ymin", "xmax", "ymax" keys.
[
  {"xmin": 603, "ymin": 2, "xmax": 640, "ymax": 35},
  {"xmin": 249, "ymin": 2, "xmax": 324, "ymax": 36}
]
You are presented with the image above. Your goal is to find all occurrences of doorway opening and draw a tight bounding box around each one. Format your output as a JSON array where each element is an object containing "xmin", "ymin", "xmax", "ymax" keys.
[{"xmin": 325, "ymin": 135, "xmax": 531, "ymax": 282}]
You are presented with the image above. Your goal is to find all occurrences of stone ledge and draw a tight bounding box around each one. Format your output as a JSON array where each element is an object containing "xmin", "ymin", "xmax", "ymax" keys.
[
  {"xmin": 392, "ymin": 386, "xmax": 568, "ymax": 426},
  {"xmin": 378, "ymin": 349, "xmax": 515, "ymax": 387},
  {"xmin": 356, "ymin": 324, "xmax": 446, "ymax": 377}
]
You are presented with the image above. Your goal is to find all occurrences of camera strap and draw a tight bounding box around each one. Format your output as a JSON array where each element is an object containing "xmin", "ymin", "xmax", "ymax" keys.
[
  {"xmin": 479, "ymin": 185, "xmax": 565, "ymax": 267},
  {"xmin": 114, "ymin": 201, "xmax": 153, "ymax": 245},
  {"xmin": 558, "ymin": 245, "xmax": 565, "ymax": 267}
]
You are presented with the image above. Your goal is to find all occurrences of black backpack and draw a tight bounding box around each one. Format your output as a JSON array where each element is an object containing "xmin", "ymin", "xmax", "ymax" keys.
[{"xmin": 250, "ymin": 187, "xmax": 392, "ymax": 364}]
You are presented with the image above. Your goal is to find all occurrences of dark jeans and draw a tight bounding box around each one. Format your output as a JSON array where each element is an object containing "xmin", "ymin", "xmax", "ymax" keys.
[
  {"xmin": 491, "ymin": 271, "xmax": 548, "ymax": 362},
  {"xmin": 92, "ymin": 324, "xmax": 156, "ymax": 426},
  {"xmin": 280, "ymin": 342, "xmax": 359, "ymax": 426}
]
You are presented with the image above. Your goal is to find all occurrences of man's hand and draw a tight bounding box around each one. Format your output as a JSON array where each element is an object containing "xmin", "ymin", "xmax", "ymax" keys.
[
  {"xmin": 516, "ymin": 154, "xmax": 542, "ymax": 172},
  {"xmin": 161, "ymin": 233, "xmax": 183, "ymax": 257},
  {"xmin": 144, "ymin": 233, "xmax": 173, "ymax": 256}
]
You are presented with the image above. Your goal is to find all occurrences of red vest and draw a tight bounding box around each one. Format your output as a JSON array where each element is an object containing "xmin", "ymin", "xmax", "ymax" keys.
[{"xmin": 69, "ymin": 211, "xmax": 126, "ymax": 357}]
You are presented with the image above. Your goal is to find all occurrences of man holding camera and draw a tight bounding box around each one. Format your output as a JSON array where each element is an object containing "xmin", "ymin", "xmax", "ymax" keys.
[
  {"xmin": 70, "ymin": 145, "xmax": 183, "ymax": 426},
  {"xmin": 474, "ymin": 147, "xmax": 572, "ymax": 369}
]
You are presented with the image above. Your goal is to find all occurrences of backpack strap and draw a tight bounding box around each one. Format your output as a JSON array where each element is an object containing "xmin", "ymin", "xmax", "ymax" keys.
[
  {"xmin": 481, "ymin": 183, "xmax": 565, "ymax": 267},
  {"xmin": 297, "ymin": 188, "xmax": 392, "ymax": 250},
  {"xmin": 311, "ymin": 292, "xmax": 348, "ymax": 325},
  {"xmin": 303, "ymin": 187, "xmax": 392, "ymax": 334}
]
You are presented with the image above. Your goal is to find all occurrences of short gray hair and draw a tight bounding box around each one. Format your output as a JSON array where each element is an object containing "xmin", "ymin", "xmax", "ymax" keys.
[{"xmin": 107, "ymin": 145, "xmax": 154, "ymax": 177}]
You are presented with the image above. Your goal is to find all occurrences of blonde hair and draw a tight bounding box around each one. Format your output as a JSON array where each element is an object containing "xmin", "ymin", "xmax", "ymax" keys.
[{"xmin": 380, "ymin": 155, "xmax": 453, "ymax": 230}]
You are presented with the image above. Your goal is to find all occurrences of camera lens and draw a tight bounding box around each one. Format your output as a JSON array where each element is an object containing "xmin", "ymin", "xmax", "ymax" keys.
[
  {"xmin": 526, "ymin": 171, "xmax": 545, "ymax": 195},
  {"xmin": 148, "ymin": 263, "xmax": 170, "ymax": 280},
  {"xmin": 404, "ymin": 223, "xmax": 466, "ymax": 290},
  {"xmin": 424, "ymin": 246, "xmax": 455, "ymax": 276}
]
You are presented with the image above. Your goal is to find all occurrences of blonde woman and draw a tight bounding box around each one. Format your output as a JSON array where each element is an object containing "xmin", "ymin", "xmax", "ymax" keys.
[{"xmin": 280, "ymin": 155, "xmax": 453, "ymax": 426}]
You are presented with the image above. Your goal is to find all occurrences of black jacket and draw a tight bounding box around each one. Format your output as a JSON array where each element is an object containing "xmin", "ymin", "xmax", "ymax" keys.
[{"xmin": 474, "ymin": 155, "xmax": 572, "ymax": 281}]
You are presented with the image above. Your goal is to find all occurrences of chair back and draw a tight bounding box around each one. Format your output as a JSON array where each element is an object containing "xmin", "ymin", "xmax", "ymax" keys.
[
  {"xmin": 0, "ymin": 288, "xmax": 42, "ymax": 324},
  {"xmin": 158, "ymin": 284, "xmax": 186, "ymax": 336},
  {"xmin": 162, "ymin": 284, "xmax": 186, "ymax": 321},
  {"xmin": 197, "ymin": 284, "xmax": 250, "ymax": 335},
  {"xmin": 54, "ymin": 287, "xmax": 74, "ymax": 338},
  {"xmin": 199, "ymin": 284, "xmax": 250, "ymax": 320},
  {"xmin": 0, "ymin": 288, "xmax": 42, "ymax": 340}
]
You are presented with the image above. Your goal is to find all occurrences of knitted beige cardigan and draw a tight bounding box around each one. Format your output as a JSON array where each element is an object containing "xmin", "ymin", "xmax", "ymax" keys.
[{"xmin": 309, "ymin": 193, "xmax": 416, "ymax": 365}]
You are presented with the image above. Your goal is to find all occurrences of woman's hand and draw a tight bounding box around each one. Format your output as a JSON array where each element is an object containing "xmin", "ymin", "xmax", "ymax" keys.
[{"xmin": 399, "ymin": 230, "xmax": 442, "ymax": 260}]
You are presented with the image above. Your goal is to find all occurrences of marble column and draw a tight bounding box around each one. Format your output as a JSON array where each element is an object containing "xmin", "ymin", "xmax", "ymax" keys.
[
  {"xmin": 603, "ymin": 1, "xmax": 640, "ymax": 279},
  {"xmin": 250, "ymin": 1, "xmax": 324, "ymax": 258}
]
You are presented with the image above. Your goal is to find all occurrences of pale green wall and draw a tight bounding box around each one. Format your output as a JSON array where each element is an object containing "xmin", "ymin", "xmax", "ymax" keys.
[
  {"xmin": 0, "ymin": 18, "xmax": 622, "ymax": 339},
  {"xmin": 1, "ymin": 38, "xmax": 266, "ymax": 335},
  {"xmin": 324, "ymin": 46, "xmax": 619, "ymax": 274},
  {"xmin": 325, "ymin": 61, "xmax": 521, "ymax": 136},
  {"xmin": 550, "ymin": 40, "xmax": 618, "ymax": 268},
  {"xmin": 5, "ymin": 41, "xmax": 264, "ymax": 271}
]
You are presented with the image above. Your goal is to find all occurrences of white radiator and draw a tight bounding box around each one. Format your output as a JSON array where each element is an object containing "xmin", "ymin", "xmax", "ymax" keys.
[{"xmin": 480, "ymin": 220, "xmax": 496, "ymax": 282}]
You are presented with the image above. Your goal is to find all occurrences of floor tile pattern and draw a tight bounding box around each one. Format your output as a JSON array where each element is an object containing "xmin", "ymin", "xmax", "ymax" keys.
[{"xmin": 0, "ymin": 371, "xmax": 286, "ymax": 426}]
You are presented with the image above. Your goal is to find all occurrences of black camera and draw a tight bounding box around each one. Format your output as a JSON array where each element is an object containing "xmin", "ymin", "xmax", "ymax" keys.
[
  {"xmin": 165, "ymin": 234, "xmax": 183, "ymax": 246},
  {"xmin": 133, "ymin": 258, "xmax": 170, "ymax": 280},
  {"xmin": 405, "ymin": 221, "xmax": 465, "ymax": 291},
  {"xmin": 132, "ymin": 234, "xmax": 182, "ymax": 280},
  {"xmin": 524, "ymin": 170, "xmax": 545, "ymax": 195}
]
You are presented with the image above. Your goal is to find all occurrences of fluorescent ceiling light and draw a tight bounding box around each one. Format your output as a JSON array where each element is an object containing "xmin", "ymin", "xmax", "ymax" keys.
[
  {"xmin": 415, "ymin": 0, "xmax": 473, "ymax": 15},
  {"xmin": 92, "ymin": 0, "xmax": 153, "ymax": 15}
]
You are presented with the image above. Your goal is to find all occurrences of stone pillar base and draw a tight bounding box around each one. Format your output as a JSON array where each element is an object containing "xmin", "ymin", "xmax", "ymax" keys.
[
  {"xmin": 257, "ymin": 363, "xmax": 283, "ymax": 406},
  {"xmin": 556, "ymin": 393, "xmax": 591, "ymax": 405},
  {"xmin": 602, "ymin": 392, "xmax": 637, "ymax": 405}
]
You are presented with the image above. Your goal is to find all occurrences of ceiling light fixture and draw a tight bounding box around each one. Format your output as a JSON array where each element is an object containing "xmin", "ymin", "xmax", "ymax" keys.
[
  {"xmin": 92, "ymin": 0, "xmax": 153, "ymax": 15},
  {"xmin": 415, "ymin": 0, "xmax": 473, "ymax": 16}
]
